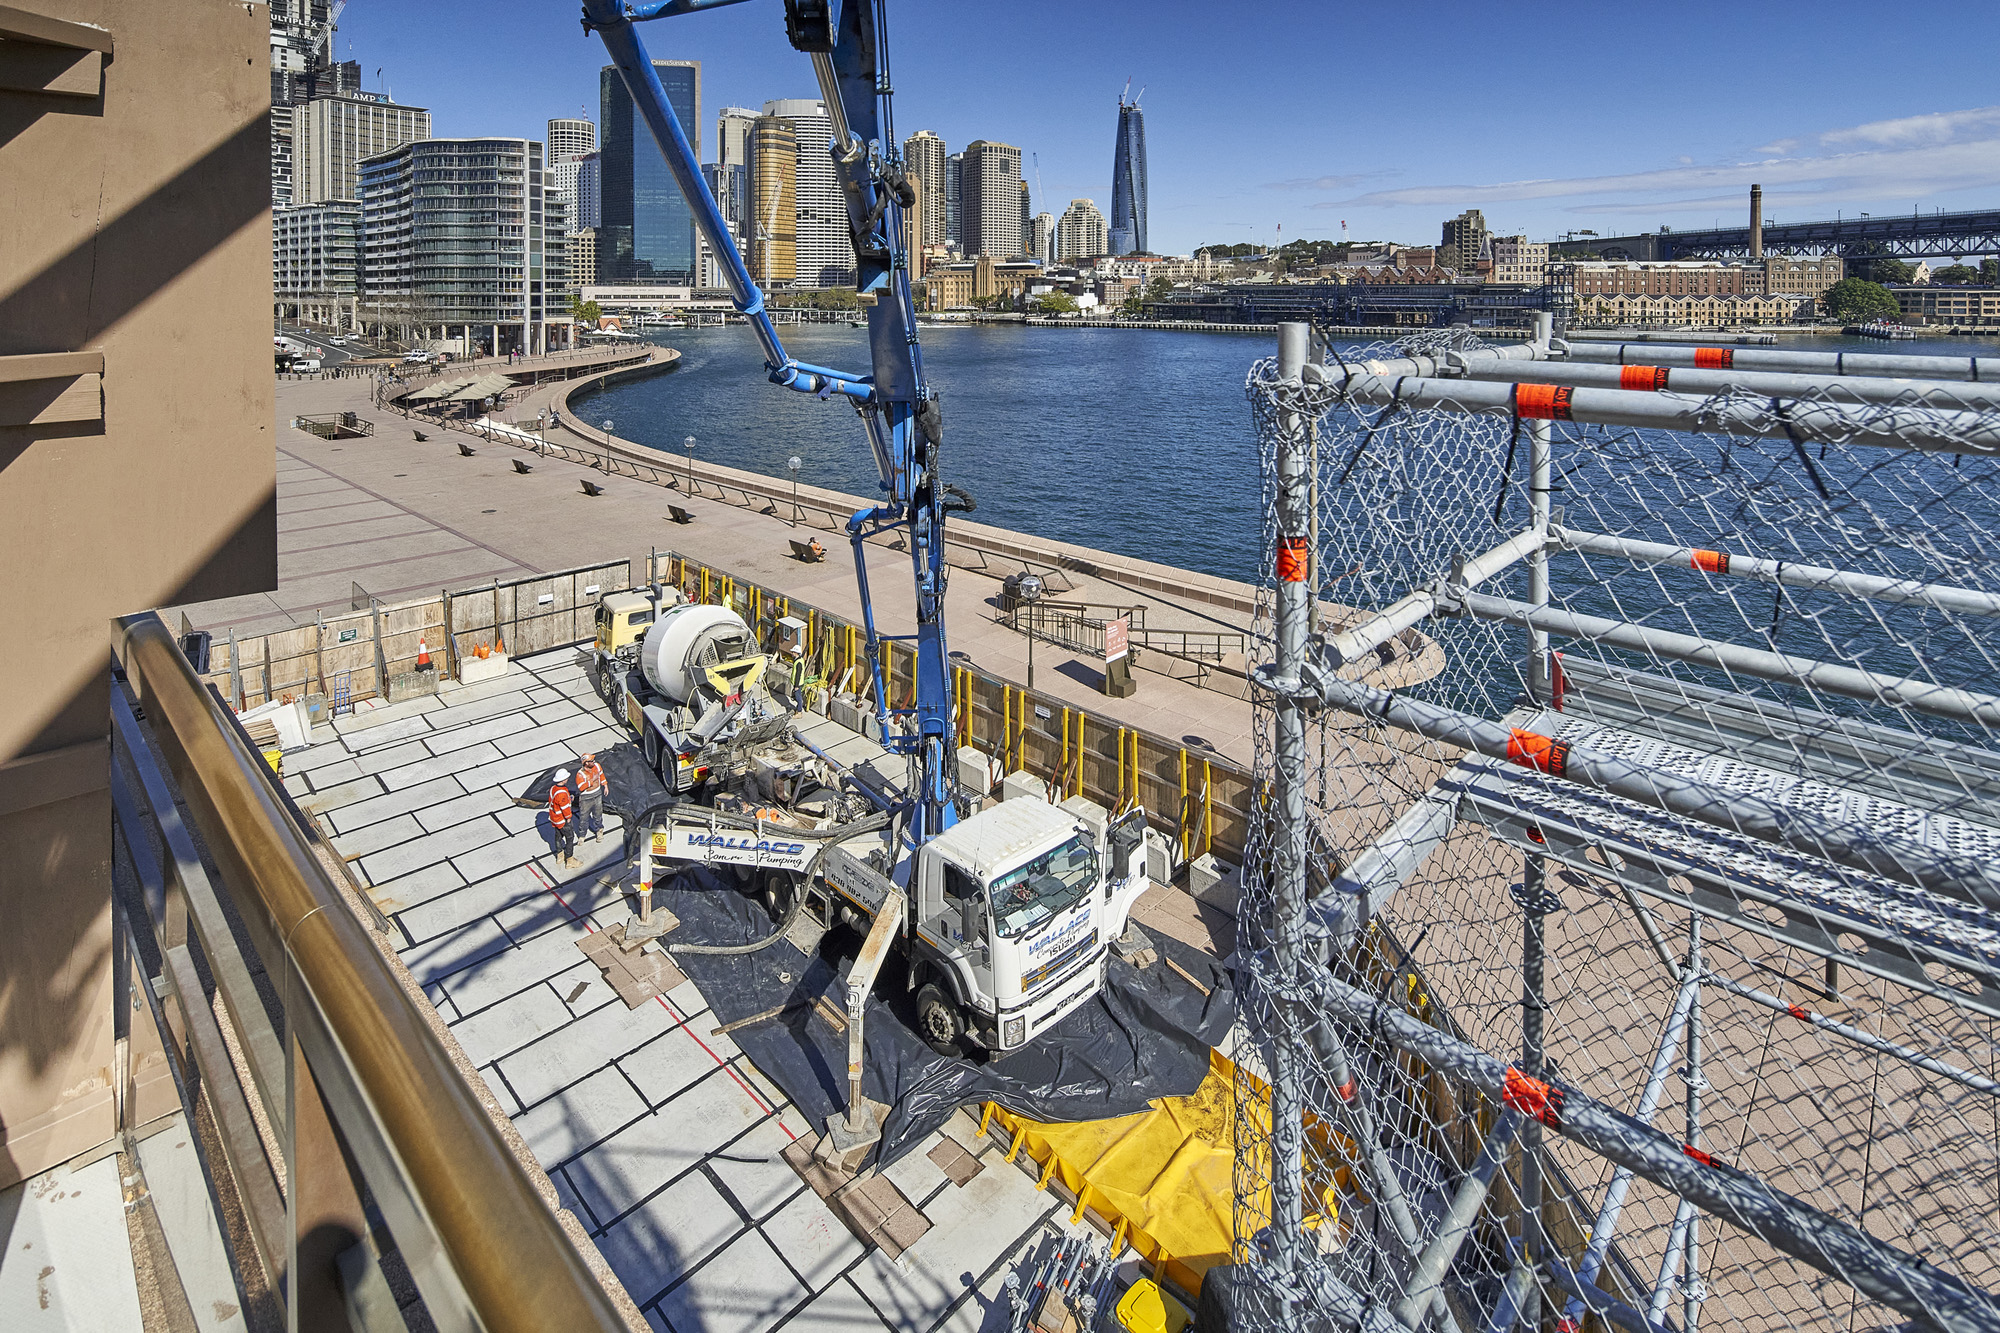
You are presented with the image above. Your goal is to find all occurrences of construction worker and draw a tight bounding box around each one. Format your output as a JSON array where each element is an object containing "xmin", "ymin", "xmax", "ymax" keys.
[
  {"xmin": 548, "ymin": 769, "xmax": 576, "ymax": 866},
  {"xmin": 575, "ymin": 752, "xmax": 608, "ymax": 841}
]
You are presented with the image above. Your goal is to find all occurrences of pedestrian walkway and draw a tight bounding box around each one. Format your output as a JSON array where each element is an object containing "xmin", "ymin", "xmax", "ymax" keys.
[{"xmin": 177, "ymin": 375, "xmax": 1262, "ymax": 768}]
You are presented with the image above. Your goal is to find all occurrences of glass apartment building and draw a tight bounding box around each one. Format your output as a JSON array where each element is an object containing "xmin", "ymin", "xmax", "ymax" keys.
[
  {"xmin": 273, "ymin": 200, "xmax": 360, "ymax": 327},
  {"xmin": 600, "ymin": 60, "xmax": 700, "ymax": 285},
  {"xmin": 359, "ymin": 137, "xmax": 556, "ymax": 355}
]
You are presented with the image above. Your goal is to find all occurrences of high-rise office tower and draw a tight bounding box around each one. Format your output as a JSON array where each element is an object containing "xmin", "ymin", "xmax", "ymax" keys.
[
  {"xmin": 702, "ymin": 162, "xmax": 747, "ymax": 249},
  {"xmin": 748, "ymin": 114, "xmax": 798, "ymax": 287},
  {"xmin": 1019, "ymin": 179, "xmax": 1033, "ymax": 258},
  {"xmin": 944, "ymin": 152, "xmax": 962, "ymax": 250},
  {"xmin": 1109, "ymin": 90, "xmax": 1147, "ymax": 255},
  {"xmin": 294, "ymin": 95, "xmax": 430, "ymax": 203},
  {"xmin": 717, "ymin": 107, "xmax": 758, "ymax": 168},
  {"xmin": 547, "ymin": 117, "xmax": 597, "ymax": 238},
  {"xmin": 903, "ymin": 131, "xmax": 946, "ymax": 266},
  {"xmin": 714, "ymin": 107, "xmax": 759, "ymax": 237},
  {"xmin": 1030, "ymin": 212, "xmax": 1055, "ymax": 265},
  {"xmin": 1057, "ymin": 198, "xmax": 1108, "ymax": 262},
  {"xmin": 573, "ymin": 151, "xmax": 602, "ymax": 229},
  {"xmin": 763, "ymin": 98, "xmax": 853, "ymax": 288},
  {"xmin": 548, "ymin": 117, "xmax": 595, "ymax": 162},
  {"xmin": 601, "ymin": 60, "xmax": 700, "ymax": 284},
  {"xmin": 962, "ymin": 140, "xmax": 1023, "ymax": 259}
]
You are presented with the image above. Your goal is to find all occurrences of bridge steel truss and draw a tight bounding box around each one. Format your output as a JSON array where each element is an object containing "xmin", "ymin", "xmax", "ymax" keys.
[
  {"xmin": 1551, "ymin": 207, "xmax": 2000, "ymax": 263},
  {"xmin": 1222, "ymin": 322, "xmax": 2000, "ymax": 1333}
]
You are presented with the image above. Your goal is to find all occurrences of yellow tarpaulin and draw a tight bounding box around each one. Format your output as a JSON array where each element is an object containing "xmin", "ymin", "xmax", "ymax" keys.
[
  {"xmin": 982, "ymin": 1048, "xmax": 1357, "ymax": 1301},
  {"xmin": 984, "ymin": 1049, "xmax": 1238, "ymax": 1297}
]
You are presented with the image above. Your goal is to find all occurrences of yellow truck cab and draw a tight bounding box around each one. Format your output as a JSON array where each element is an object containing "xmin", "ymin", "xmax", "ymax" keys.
[{"xmin": 594, "ymin": 589, "xmax": 677, "ymax": 655}]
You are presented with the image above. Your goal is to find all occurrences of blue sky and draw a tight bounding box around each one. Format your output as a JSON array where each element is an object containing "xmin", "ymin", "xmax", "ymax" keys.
[{"xmin": 337, "ymin": 0, "xmax": 2000, "ymax": 255}]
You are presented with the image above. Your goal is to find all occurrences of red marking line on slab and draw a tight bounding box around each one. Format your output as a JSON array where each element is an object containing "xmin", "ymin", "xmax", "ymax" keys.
[{"xmin": 525, "ymin": 859, "xmax": 799, "ymax": 1141}]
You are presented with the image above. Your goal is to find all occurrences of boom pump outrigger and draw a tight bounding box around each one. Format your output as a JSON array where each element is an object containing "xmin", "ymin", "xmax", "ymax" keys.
[{"xmin": 580, "ymin": 0, "xmax": 962, "ymax": 848}]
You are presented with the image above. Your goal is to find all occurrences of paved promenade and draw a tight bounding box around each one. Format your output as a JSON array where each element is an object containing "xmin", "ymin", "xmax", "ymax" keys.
[{"xmin": 176, "ymin": 370, "xmax": 1261, "ymax": 766}]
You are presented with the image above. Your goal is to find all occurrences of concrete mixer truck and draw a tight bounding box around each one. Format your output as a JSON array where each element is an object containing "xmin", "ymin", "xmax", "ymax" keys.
[
  {"xmin": 584, "ymin": 583, "xmax": 1156, "ymax": 1079},
  {"xmin": 587, "ymin": 586, "xmax": 796, "ymax": 795}
]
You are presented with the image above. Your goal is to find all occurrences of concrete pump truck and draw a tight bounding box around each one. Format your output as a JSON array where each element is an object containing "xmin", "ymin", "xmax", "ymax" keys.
[{"xmin": 581, "ymin": 0, "xmax": 1152, "ymax": 1167}]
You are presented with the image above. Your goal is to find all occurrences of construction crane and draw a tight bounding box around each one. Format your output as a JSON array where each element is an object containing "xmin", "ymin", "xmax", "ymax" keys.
[
  {"xmin": 580, "ymin": 0, "xmax": 959, "ymax": 848},
  {"xmin": 579, "ymin": 1, "xmax": 1156, "ymax": 1170}
]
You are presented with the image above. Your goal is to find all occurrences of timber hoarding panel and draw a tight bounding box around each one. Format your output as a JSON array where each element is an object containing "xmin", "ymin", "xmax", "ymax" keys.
[
  {"xmin": 191, "ymin": 552, "xmax": 1252, "ymax": 862},
  {"xmin": 445, "ymin": 562, "xmax": 631, "ymax": 664}
]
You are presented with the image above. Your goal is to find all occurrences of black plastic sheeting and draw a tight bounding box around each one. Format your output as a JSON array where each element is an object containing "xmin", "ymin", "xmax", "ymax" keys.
[
  {"xmin": 515, "ymin": 741, "xmax": 668, "ymax": 823},
  {"xmin": 651, "ymin": 868, "xmax": 1235, "ymax": 1166}
]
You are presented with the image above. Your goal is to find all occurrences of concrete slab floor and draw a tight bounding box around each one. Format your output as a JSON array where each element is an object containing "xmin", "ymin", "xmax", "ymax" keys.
[
  {"xmin": 275, "ymin": 646, "xmax": 1104, "ymax": 1331},
  {"xmin": 0, "ymin": 1153, "xmax": 144, "ymax": 1330}
]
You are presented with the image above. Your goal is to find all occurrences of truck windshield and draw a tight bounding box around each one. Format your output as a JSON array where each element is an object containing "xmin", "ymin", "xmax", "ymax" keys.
[{"xmin": 989, "ymin": 835, "xmax": 1098, "ymax": 938}]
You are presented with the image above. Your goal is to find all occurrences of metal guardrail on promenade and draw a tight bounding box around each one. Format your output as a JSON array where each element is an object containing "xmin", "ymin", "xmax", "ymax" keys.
[{"xmin": 111, "ymin": 612, "xmax": 627, "ymax": 1333}]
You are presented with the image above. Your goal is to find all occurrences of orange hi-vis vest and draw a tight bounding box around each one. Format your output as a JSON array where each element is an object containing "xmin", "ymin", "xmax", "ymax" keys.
[
  {"xmin": 548, "ymin": 786, "xmax": 573, "ymax": 827},
  {"xmin": 575, "ymin": 762, "xmax": 607, "ymax": 795}
]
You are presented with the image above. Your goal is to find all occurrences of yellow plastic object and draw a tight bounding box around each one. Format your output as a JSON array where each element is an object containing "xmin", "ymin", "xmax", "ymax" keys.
[
  {"xmin": 984, "ymin": 1049, "xmax": 1357, "ymax": 1300},
  {"xmin": 985, "ymin": 1051, "xmax": 1237, "ymax": 1297},
  {"xmin": 1115, "ymin": 1278, "xmax": 1190, "ymax": 1333},
  {"xmin": 262, "ymin": 746, "xmax": 283, "ymax": 776}
]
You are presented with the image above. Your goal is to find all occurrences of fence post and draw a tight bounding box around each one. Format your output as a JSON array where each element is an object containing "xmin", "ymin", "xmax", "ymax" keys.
[
  {"xmin": 370, "ymin": 597, "xmax": 386, "ymax": 696},
  {"xmin": 442, "ymin": 588, "xmax": 456, "ymax": 680},
  {"xmin": 1266, "ymin": 321, "xmax": 1312, "ymax": 1276}
]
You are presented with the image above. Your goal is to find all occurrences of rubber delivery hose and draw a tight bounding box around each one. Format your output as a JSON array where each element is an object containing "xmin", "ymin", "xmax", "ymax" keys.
[{"xmin": 621, "ymin": 799, "xmax": 895, "ymax": 957}]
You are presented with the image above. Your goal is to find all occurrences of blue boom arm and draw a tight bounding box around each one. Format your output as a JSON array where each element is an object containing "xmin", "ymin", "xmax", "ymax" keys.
[{"xmin": 580, "ymin": 0, "xmax": 961, "ymax": 846}]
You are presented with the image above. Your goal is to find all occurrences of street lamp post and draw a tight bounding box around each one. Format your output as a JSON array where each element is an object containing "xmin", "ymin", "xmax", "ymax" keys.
[
  {"xmin": 1017, "ymin": 574, "xmax": 1044, "ymax": 692},
  {"xmin": 601, "ymin": 419, "xmax": 614, "ymax": 473},
  {"xmin": 788, "ymin": 455, "xmax": 802, "ymax": 526},
  {"xmin": 536, "ymin": 409, "xmax": 547, "ymax": 456},
  {"xmin": 683, "ymin": 435, "xmax": 697, "ymax": 497}
]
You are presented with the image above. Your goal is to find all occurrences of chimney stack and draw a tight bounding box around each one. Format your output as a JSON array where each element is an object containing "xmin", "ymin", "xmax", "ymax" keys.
[{"xmin": 1750, "ymin": 183, "xmax": 1763, "ymax": 261}]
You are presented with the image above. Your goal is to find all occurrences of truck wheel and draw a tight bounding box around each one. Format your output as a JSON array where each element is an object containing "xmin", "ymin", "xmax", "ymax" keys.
[
  {"xmin": 592, "ymin": 659, "xmax": 614, "ymax": 708},
  {"xmin": 915, "ymin": 983, "xmax": 965, "ymax": 1058},
  {"xmin": 642, "ymin": 728, "xmax": 662, "ymax": 777}
]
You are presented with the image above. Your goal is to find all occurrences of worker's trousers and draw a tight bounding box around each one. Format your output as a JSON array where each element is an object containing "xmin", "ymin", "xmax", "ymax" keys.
[
  {"xmin": 580, "ymin": 788, "xmax": 604, "ymax": 837},
  {"xmin": 554, "ymin": 822, "xmax": 575, "ymax": 861}
]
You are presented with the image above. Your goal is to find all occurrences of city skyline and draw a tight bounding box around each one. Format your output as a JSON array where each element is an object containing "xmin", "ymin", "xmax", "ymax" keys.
[{"xmin": 326, "ymin": 0, "xmax": 1998, "ymax": 256}]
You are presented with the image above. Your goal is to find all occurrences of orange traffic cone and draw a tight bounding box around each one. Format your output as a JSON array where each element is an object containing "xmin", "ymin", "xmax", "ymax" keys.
[
  {"xmin": 475, "ymin": 643, "xmax": 490, "ymax": 660},
  {"xmin": 494, "ymin": 635, "xmax": 506, "ymax": 657},
  {"xmin": 416, "ymin": 639, "xmax": 434, "ymax": 672}
]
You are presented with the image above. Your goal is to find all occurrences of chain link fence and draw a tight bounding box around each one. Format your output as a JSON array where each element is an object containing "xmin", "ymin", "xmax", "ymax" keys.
[{"xmin": 1225, "ymin": 327, "xmax": 2000, "ymax": 1333}]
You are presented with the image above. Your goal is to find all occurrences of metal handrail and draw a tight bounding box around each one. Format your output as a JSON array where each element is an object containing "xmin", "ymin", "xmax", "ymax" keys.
[{"xmin": 112, "ymin": 611, "xmax": 625, "ymax": 1333}]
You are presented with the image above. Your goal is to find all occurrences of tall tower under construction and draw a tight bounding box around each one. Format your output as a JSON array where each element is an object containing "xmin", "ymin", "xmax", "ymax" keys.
[{"xmin": 1109, "ymin": 86, "xmax": 1147, "ymax": 256}]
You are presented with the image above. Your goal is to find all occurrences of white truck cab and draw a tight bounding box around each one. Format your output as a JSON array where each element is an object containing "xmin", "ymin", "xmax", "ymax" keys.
[{"xmin": 906, "ymin": 795, "xmax": 1150, "ymax": 1053}]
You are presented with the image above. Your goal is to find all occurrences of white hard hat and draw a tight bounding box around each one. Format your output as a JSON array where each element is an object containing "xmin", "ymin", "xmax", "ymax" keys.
[{"xmin": 554, "ymin": 769, "xmax": 570, "ymax": 781}]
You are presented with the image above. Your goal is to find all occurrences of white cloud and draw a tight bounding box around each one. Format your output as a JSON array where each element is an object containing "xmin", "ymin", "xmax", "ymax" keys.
[
  {"xmin": 1819, "ymin": 105, "xmax": 2000, "ymax": 148},
  {"xmin": 1319, "ymin": 104, "xmax": 2000, "ymax": 215}
]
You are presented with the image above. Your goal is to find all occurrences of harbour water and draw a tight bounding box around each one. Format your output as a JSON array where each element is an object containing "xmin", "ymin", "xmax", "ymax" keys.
[{"xmin": 576, "ymin": 323, "xmax": 1997, "ymax": 589}]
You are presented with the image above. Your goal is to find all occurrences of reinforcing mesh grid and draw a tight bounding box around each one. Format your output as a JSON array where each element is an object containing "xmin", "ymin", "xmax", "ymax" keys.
[{"xmin": 1229, "ymin": 335, "xmax": 2000, "ymax": 1333}]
